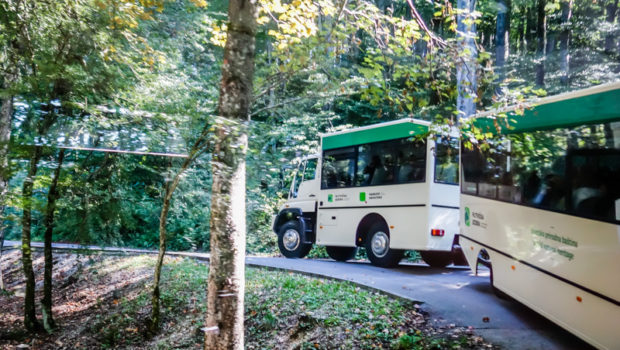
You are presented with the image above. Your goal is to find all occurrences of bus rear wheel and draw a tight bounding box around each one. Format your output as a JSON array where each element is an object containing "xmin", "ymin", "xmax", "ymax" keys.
[
  {"xmin": 365, "ymin": 223, "xmax": 403, "ymax": 268},
  {"xmin": 277, "ymin": 221, "xmax": 312, "ymax": 258},
  {"xmin": 326, "ymin": 246, "xmax": 358, "ymax": 262},
  {"xmin": 420, "ymin": 251, "xmax": 453, "ymax": 268}
]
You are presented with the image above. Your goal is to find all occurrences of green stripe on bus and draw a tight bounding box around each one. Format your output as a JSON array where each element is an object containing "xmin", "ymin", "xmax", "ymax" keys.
[
  {"xmin": 322, "ymin": 122, "xmax": 428, "ymax": 150},
  {"xmin": 475, "ymin": 87, "xmax": 620, "ymax": 134}
]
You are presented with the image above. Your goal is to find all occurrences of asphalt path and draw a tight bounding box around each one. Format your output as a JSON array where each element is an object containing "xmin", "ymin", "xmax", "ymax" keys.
[{"xmin": 2, "ymin": 240, "xmax": 593, "ymax": 349}]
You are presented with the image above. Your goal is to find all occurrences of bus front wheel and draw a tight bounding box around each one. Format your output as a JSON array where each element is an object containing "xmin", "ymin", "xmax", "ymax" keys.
[
  {"xmin": 277, "ymin": 221, "xmax": 312, "ymax": 258},
  {"xmin": 326, "ymin": 246, "xmax": 358, "ymax": 262},
  {"xmin": 365, "ymin": 223, "xmax": 403, "ymax": 268}
]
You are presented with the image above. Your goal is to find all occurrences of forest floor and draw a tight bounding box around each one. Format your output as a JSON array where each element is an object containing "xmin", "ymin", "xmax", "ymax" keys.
[{"xmin": 0, "ymin": 250, "xmax": 496, "ymax": 349}]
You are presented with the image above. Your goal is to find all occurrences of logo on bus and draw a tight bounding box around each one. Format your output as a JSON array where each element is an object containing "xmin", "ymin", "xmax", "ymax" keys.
[
  {"xmin": 464, "ymin": 207, "xmax": 471, "ymax": 227},
  {"xmin": 328, "ymin": 194, "xmax": 334, "ymax": 202}
]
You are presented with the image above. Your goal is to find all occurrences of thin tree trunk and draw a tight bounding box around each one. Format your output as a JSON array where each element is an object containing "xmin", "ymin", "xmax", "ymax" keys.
[
  {"xmin": 204, "ymin": 0, "xmax": 257, "ymax": 348},
  {"xmin": 495, "ymin": 0, "xmax": 510, "ymax": 93},
  {"xmin": 149, "ymin": 174, "xmax": 174, "ymax": 333},
  {"xmin": 21, "ymin": 146, "xmax": 42, "ymax": 332},
  {"xmin": 605, "ymin": 0, "xmax": 619, "ymax": 53},
  {"xmin": 150, "ymin": 153, "xmax": 201, "ymax": 331},
  {"xmin": 505, "ymin": 0, "xmax": 511, "ymax": 56},
  {"xmin": 559, "ymin": 0, "xmax": 573, "ymax": 85},
  {"xmin": 457, "ymin": 0, "xmax": 478, "ymax": 121},
  {"xmin": 0, "ymin": 234, "xmax": 4, "ymax": 290},
  {"xmin": 41, "ymin": 149, "xmax": 64, "ymax": 333},
  {"xmin": 526, "ymin": 5, "xmax": 536, "ymax": 52},
  {"xmin": 0, "ymin": 90, "xmax": 12, "ymax": 291},
  {"xmin": 518, "ymin": 8, "xmax": 525, "ymax": 53},
  {"xmin": 535, "ymin": 0, "xmax": 546, "ymax": 87}
]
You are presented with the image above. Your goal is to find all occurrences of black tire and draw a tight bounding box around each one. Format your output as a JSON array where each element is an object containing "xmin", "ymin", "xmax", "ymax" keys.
[
  {"xmin": 452, "ymin": 244, "xmax": 468, "ymax": 266},
  {"xmin": 277, "ymin": 221, "xmax": 312, "ymax": 258},
  {"xmin": 420, "ymin": 251, "xmax": 453, "ymax": 268},
  {"xmin": 325, "ymin": 246, "xmax": 358, "ymax": 262},
  {"xmin": 365, "ymin": 223, "xmax": 403, "ymax": 268}
]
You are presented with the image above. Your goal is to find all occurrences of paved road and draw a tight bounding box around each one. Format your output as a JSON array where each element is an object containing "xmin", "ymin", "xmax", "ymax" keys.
[{"xmin": 2, "ymin": 241, "xmax": 592, "ymax": 349}]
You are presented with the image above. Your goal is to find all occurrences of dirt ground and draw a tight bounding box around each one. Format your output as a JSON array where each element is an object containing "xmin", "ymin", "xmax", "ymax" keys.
[{"xmin": 0, "ymin": 250, "xmax": 159, "ymax": 349}]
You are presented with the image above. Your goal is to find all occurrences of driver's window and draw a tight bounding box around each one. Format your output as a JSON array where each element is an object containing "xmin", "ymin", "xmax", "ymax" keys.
[
  {"xmin": 290, "ymin": 161, "xmax": 305, "ymax": 198},
  {"xmin": 303, "ymin": 158, "xmax": 317, "ymax": 181}
]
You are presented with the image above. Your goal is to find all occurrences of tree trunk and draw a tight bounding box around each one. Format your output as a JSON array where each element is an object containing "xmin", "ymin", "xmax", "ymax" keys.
[
  {"xmin": 505, "ymin": 0, "xmax": 511, "ymax": 56},
  {"xmin": 495, "ymin": 0, "xmax": 510, "ymax": 93},
  {"xmin": 457, "ymin": 0, "xmax": 478, "ymax": 121},
  {"xmin": 41, "ymin": 149, "xmax": 64, "ymax": 333},
  {"xmin": 0, "ymin": 89, "xmax": 12, "ymax": 291},
  {"xmin": 149, "ymin": 176, "xmax": 173, "ymax": 333},
  {"xmin": 150, "ymin": 155, "xmax": 196, "ymax": 332},
  {"xmin": 204, "ymin": 0, "xmax": 257, "ymax": 348},
  {"xmin": 0, "ymin": 233, "xmax": 4, "ymax": 290},
  {"xmin": 21, "ymin": 146, "xmax": 43, "ymax": 332},
  {"xmin": 535, "ymin": 0, "xmax": 546, "ymax": 87},
  {"xmin": 526, "ymin": 5, "xmax": 536, "ymax": 52},
  {"xmin": 605, "ymin": 0, "xmax": 619, "ymax": 53},
  {"xmin": 518, "ymin": 8, "xmax": 525, "ymax": 54},
  {"xmin": 559, "ymin": 0, "xmax": 573, "ymax": 85}
]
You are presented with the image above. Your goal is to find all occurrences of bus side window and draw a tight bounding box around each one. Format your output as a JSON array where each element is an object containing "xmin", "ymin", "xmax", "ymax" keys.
[
  {"xmin": 395, "ymin": 138, "xmax": 425, "ymax": 183},
  {"xmin": 434, "ymin": 137, "xmax": 459, "ymax": 185},
  {"xmin": 321, "ymin": 147, "xmax": 355, "ymax": 189},
  {"xmin": 357, "ymin": 142, "xmax": 392, "ymax": 186}
]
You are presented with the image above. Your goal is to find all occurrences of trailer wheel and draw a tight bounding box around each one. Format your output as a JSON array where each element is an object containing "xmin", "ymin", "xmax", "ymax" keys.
[
  {"xmin": 278, "ymin": 221, "xmax": 312, "ymax": 258},
  {"xmin": 420, "ymin": 251, "xmax": 453, "ymax": 268},
  {"xmin": 326, "ymin": 246, "xmax": 358, "ymax": 262},
  {"xmin": 365, "ymin": 223, "xmax": 403, "ymax": 267}
]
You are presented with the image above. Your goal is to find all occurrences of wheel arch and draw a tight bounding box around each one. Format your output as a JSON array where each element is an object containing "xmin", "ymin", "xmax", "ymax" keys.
[
  {"xmin": 273, "ymin": 208, "xmax": 304, "ymax": 234},
  {"xmin": 477, "ymin": 247, "xmax": 492, "ymax": 276},
  {"xmin": 355, "ymin": 213, "xmax": 388, "ymax": 247}
]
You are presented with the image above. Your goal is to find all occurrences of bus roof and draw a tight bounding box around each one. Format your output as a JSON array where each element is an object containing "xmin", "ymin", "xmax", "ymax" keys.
[
  {"xmin": 473, "ymin": 81, "xmax": 620, "ymax": 134},
  {"xmin": 320, "ymin": 118, "xmax": 430, "ymax": 150}
]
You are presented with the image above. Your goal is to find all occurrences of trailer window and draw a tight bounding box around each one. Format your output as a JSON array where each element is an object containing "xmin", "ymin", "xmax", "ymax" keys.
[{"xmin": 461, "ymin": 122, "xmax": 620, "ymax": 223}]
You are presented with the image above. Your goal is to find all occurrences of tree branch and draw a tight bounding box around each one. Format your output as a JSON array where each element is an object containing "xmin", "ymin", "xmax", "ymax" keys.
[{"xmin": 405, "ymin": 0, "xmax": 447, "ymax": 48}]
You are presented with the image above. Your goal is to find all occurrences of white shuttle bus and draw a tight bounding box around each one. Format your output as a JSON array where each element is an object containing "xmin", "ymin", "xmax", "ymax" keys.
[
  {"xmin": 273, "ymin": 118, "xmax": 463, "ymax": 268},
  {"xmin": 459, "ymin": 82, "xmax": 620, "ymax": 349}
]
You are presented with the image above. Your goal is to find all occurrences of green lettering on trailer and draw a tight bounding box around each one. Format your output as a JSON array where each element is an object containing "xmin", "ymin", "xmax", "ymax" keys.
[{"xmin": 322, "ymin": 122, "xmax": 428, "ymax": 150}]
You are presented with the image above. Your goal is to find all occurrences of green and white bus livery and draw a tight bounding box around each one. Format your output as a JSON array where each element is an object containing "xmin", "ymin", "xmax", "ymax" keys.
[
  {"xmin": 459, "ymin": 82, "xmax": 620, "ymax": 350},
  {"xmin": 273, "ymin": 118, "xmax": 463, "ymax": 268}
]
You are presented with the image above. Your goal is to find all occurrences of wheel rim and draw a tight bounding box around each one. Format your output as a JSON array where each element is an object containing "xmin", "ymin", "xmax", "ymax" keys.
[
  {"xmin": 283, "ymin": 229, "xmax": 301, "ymax": 251},
  {"xmin": 371, "ymin": 231, "xmax": 389, "ymax": 258}
]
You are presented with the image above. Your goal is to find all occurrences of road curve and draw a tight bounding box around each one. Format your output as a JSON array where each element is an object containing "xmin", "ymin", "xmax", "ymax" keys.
[{"xmin": 2, "ymin": 241, "xmax": 593, "ymax": 349}]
